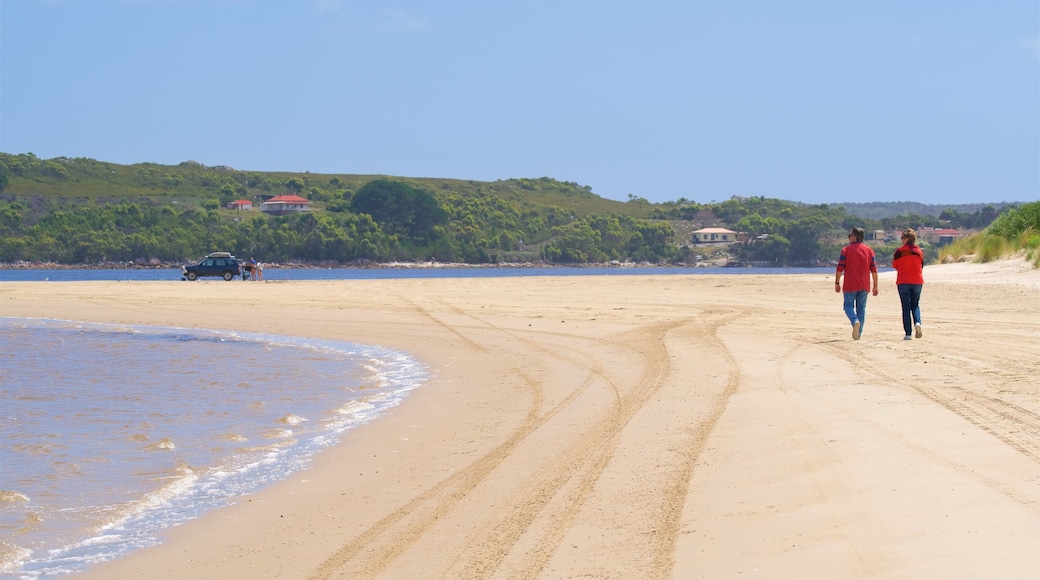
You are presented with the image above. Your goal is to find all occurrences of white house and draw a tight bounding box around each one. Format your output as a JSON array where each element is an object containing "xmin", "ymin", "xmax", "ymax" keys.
[
  {"xmin": 259, "ymin": 195, "xmax": 312, "ymax": 216},
  {"xmin": 691, "ymin": 228, "xmax": 738, "ymax": 244}
]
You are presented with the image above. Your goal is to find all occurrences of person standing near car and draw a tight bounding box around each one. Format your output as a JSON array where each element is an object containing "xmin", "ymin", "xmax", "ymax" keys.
[
  {"xmin": 256, "ymin": 260, "xmax": 264, "ymax": 281},
  {"xmin": 249, "ymin": 257, "xmax": 258, "ymax": 281},
  {"xmin": 835, "ymin": 226, "xmax": 878, "ymax": 340},
  {"xmin": 892, "ymin": 228, "xmax": 924, "ymax": 340}
]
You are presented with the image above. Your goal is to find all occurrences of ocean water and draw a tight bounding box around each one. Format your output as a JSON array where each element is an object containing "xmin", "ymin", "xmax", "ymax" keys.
[
  {"xmin": 0, "ymin": 317, "xmax": 426, "ymax": 578},
  {"xmin": 0, "ymin": 265, "xmax": 836, "ymax": 283}
]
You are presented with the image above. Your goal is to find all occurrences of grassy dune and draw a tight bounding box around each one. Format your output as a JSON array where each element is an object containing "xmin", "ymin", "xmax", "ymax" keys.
[{"xmin": 939, "ymin": 201, "xmax": 1040, "ymax": 268}]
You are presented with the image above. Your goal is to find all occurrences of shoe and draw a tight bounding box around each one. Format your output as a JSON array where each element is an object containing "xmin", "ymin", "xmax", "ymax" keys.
[
  {"xmin": 904, "ymin": 335, "xmax": 912, "ymax": 340},
  {"xmin": 852, "ymin": 321, "xmax": 861, "ymax": 340},
  {"xmin": 915, "ymin": 324, "xmax": 923, "ymax": 339}
]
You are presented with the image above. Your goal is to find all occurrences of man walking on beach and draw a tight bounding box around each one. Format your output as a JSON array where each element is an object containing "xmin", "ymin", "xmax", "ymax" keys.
[{"xmin": 835, "ymin": 226, "xmax": 878, "ymax": 340}]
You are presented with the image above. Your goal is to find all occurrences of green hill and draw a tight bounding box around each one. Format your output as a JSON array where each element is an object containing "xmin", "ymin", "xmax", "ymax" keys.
[
  {"xmin": 836, "ymin": 201, "xmax": 1022, "ymax": 220},
  {"xmin": 0, "ymin": 153, "xmax": 651, "ymax": 218},
  {"xmin": 0, "ymin": 153, "xmax": 666, "ymax": 265},
  {"xmin": 0, "ymin": 152, "xmax": 1021, "ymax": 267}
]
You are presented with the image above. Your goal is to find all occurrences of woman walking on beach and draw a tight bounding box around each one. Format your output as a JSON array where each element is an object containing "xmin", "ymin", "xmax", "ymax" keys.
[
  {"xmin": 835, "ymin": 226, "xmax": 878, "ymax": 340},
  {"xmin": 892, "ymin": 228, "xmax": 924, "ymax": 340}
]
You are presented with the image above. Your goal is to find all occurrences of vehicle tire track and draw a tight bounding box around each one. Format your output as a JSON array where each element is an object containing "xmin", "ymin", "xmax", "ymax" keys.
[
  {"xmin": 810, "ymin": 341, "xmax": 1040, "ymax": 510},
  {"xmin": 438, "ymin": 319, "xmax": 678, "ymax": 579},
  {"xmin": 914, "ymin": 384, "xmax": 1040, "ymax": 462},
  {"xmin": 641, "ymin": 307, "xmax": 745, "ymax": 578},
  {"xmin": 819, "ymin": 342, "xmax": 1040, "ymax": 463},
  {"xmin": 414, "ymin": 298, "xmax": 673, "ymax": 577},
  {"xmin": 306, "ymin": 299, "xmax": 617, "ymax": 579},
  {"xmin": 309, "ymin": 297, "xmax": 746, "ymax": 579},
  {"xmin": 440, "ymin": 307, "xmax": 745, "ymax": 579}
]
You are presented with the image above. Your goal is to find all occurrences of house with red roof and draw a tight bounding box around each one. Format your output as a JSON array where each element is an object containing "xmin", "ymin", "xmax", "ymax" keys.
[
  {"xmin": 919, "ymin": 228, "xmax": 964, "ymax": 246},
  {"xmin": 227, "ymin": 199, "xmax": 253, "ymax": 210},
  {"xmin": 259, "ymin": 195, "xmax": 312, "ymax": 216}
]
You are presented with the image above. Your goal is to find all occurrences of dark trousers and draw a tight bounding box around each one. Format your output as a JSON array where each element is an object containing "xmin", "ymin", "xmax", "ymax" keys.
[{"xmin": 897, "ymin": 284, "xmax": 923, "ymax": 336}]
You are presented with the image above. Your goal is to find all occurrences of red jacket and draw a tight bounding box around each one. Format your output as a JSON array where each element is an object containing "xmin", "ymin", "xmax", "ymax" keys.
[{"xmin": 892, "ymin": 244, "xmax": 924, "ymax": 285}]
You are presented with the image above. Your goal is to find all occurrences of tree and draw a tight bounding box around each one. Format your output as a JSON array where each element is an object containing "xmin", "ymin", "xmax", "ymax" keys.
[
  {"xmin": 541, "ymin": 220, "xmax": 605, "ymax": 263},
  {"xmin": 219, "ymin": 182, "xmax": 237, "ymax": 205},
  {"xmin": 978, "ymin": 205, "xmax": 998, "ymax": 226},
  {"xmin": 630, "ymin": 220, "xmax": 674, "ymax": 261},
  {"xmin": 759, "ymin": 234, "xmax": 791, "ymax": 264},
  {"xmin": 783, "ymin": 216, "xmax": 833, "ymax": 265},
  {"xmin": 938, "ymin": 208, "xmax": 962, "ymax": 223},
  {"xmin": 986, "ymin": 201, "xmax": 1040, "ymax": 239},
  {"xmin": 286, "ymin": 178, "xmax": 305, "ymax": 193},
  {"xmin": 349, "ymin": 179, "xmax": 447, "ymax": 242}
]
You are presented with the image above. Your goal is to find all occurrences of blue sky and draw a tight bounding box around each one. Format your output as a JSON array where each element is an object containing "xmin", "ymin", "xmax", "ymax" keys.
[{"xmin": 2, "ymin": 1, "xmax": 1037, "ymax": 206}]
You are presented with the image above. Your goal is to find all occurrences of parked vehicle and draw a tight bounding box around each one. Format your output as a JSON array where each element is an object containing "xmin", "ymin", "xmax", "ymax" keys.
[{"xmin": 182, "ymin": 252, "xmax": 242, "ymax": 281}]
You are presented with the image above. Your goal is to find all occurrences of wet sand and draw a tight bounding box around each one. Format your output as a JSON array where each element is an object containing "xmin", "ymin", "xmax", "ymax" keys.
[{"xmin": 2, "ymin": 259, "xmax": 1037, "ymax": 579}]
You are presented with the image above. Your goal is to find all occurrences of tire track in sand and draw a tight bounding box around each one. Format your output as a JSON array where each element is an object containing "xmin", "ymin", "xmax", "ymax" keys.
[
  {"xmin": 638, "ymin": 307, "xmax": 746, "ymax": 579},
  {"xmin": 818, "ymin": 341, "xmax": 1040, "ymax": 464},
  {"xmin": 310, "ymin": 300, "xmax": 746, "ymax": 579},
  {"xmin": 439, "ymin": 306, "xmax": 745, "ymax": 579},
  {"xmin": 307, "ymin": 298, "xmax": 616, "ymax": 579},
  {"xmin": 811, "ymin": 342, "xmax": 1040, "ymax": 510},
  {"xmin": 438, "ymin": 320, "xmax": 677, "ymax": 579},
  {"xmin": 410, "ymin": 298, "xmax": 659, "ymax": 578}
]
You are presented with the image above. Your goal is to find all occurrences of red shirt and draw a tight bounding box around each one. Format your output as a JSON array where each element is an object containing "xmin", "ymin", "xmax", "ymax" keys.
[
  {"xmin": 892, "ymin": 244, "xmax": 924, "ymax": 285},
  {"xmin": 836, "ymin": 242, "xmax": 877, "ymax": 292}
]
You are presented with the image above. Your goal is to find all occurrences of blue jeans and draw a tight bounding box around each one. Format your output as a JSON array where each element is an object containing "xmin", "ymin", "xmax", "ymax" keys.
[
  {"xmin": 897, "ymin": 284, "xmax": 923, "ymax": 336},
  {"xmin": 843, "ymin": 290, "xmax": 869, "ymax": 334}
]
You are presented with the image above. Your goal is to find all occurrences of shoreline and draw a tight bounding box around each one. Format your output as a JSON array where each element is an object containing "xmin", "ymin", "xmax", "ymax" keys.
[
  {"xmin": 2, "ymin": 260, "xmax": 1037, "ymax": 579},
  {"xmin": 0, "ymin": 260, "xmax": 723, "ymax": 271},
  {"xmin": 0, "ymin": 258, "xmax": 816, "ymax": 271}
]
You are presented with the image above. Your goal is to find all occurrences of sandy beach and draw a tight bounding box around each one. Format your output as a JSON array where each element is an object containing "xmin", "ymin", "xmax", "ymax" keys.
[{"xmin": 2, "ymin": 260, "xmax": 1038, "ymax": 579}]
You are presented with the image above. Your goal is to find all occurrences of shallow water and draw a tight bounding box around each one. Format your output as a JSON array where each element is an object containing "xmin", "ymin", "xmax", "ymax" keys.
[
  {"xmin": 0, "ymin": 266, "xmax": 837, "ymax": 282},
  {"xmin": 0, "ymin": 318, "xmax": 426, "ymax": 578}
]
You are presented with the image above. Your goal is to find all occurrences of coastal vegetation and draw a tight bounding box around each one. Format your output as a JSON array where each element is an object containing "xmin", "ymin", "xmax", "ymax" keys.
[
  {"xmin": 938, "ymin": 201, "xmax": 1040, "ymax": 267},
  {"xmin": 0, "ymin": 152, "xmax": 1028, "ymax": 267}
]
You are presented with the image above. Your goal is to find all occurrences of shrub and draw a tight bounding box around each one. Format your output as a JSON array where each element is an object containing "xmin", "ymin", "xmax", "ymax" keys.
[{"xmin": 986, "ymin": 201, "xmax": 1040, "ymax": 239}]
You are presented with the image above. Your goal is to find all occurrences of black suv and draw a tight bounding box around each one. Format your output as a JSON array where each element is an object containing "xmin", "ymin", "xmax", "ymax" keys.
[{"xmin": 182, "ymin": 252, "xmax": 242, "ymax": 281}]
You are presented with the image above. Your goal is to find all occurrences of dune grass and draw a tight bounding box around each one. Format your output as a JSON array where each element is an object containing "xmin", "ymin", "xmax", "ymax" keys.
[
  {"xmin": 939, "ymin": 230, "xmax": 1040, "ymax": 267},
  {"xmin": 938, "ymin": 201, "xmax": 1040, "ymax": 268}
]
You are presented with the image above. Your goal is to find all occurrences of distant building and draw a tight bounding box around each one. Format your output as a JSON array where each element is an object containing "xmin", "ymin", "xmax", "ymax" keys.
[
  {"xmin": 691, "ymin": 228, "xmax": 738, "ymax": 244},
  {"xmin": 227, "ymin": 199, "xmax": 253, "ymax": 210},
  {"xmin": 919, "ymin": 228, "xmax": 964, "ymax": 246},
  {"xmin": 259, "ymin": 195, "xmax": 312, "ymax": 216}
]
